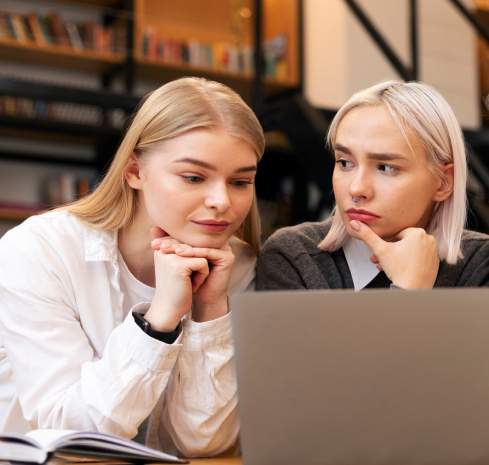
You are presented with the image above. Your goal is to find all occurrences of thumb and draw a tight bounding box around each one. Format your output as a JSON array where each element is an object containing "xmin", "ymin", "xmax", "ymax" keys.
[
  {"xmin": 150, "ymin": 227, "xmax": 170, "ymax": 251},
  {"xmin": 349, "ymin": 220, "xmax": 386, "ymax": 256}
]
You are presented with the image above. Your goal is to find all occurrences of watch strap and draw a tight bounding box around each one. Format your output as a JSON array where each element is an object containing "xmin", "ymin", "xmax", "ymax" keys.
[{"xmin": 132, "ymin": 312, "xmax": 182, "ymax": 344}]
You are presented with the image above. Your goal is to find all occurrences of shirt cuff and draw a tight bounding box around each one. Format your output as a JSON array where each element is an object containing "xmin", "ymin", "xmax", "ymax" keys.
[
  {"xmin": 114, "ymin": 311, "xmax": 183, "ymax": 371},
  {"xmin": 181, "ymin": 312, "xmax": 232, "ymax": 351}
]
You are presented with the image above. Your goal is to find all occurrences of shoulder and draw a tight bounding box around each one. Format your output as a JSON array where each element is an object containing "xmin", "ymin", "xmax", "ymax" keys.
[
  {"xmin": 228, "ymin": 236, "xmax": 257, "ymax": 293},
  {"xmin": 460, "ymin": 229, "xmax": 489, "ymax": 255},
  {"xmin": 260, "ymin": 218, "xmax": 333, "ymax": 258},
  {"xmin": 436, "ymin": 228, "xmax": 489, "ymax": 287},
  {"xmin": 0, "ymin": 211, "xmax": 89, "ymax": 287},
  {"xmin": 0, "ymin": 210, "xmax": 116, "ymax": 263},
  {"xmin": 229, "ymin": 235, "xmax": 256, "ymax": 265},
  {"xmin": 1, "ymin": 210, "xmax": 84, "ymax": 247}
]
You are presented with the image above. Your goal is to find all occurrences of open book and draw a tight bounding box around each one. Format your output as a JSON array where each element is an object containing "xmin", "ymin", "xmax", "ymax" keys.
[{"xmin": 0, "ymin": 429, "xmax": 188, "ymax": 463}]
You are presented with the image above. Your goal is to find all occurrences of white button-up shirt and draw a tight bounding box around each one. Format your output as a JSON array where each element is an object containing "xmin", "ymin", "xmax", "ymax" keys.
[{"xmin": 0, "ymin": 211, "xmax": 256, "ymax": 457}]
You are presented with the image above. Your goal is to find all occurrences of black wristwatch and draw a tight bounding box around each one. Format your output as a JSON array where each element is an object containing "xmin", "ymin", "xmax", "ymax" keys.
[{"xmin": 132, "ymin": 312, "xmax": 182, "ymax": 344}]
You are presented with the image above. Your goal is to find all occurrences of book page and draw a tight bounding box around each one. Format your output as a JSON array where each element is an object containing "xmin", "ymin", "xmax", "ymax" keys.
[{"xmin": 26, "ymin": 429, "xmax": 79, "ymax": 449}]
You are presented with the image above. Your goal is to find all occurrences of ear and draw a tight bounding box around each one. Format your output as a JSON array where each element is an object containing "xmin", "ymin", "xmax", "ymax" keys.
[
  {"xmin": 125, "ymin": 153, "xmax": 142, "ymax": 189},
  {"xmin": 432, "ymin": 163, "xmax": 454, "ymax": 202}
]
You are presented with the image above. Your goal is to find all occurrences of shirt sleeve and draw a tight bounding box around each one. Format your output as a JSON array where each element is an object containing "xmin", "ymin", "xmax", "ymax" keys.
[
  {"xmin": 163, "ymin": 314, "xmax": 238, "ymax": 457},
  {"xmin": 160, "ymin": 240, "xmax": 256, "ymax": 457},
  {"xmin": 0, "ymin": 227, "xmax": 181, "ymax": 440}
]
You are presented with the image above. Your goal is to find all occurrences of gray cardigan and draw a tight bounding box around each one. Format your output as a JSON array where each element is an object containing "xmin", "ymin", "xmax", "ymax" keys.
[{"xmin": 256, "ymin": 218, "xmax": 489, "ymax": 290}]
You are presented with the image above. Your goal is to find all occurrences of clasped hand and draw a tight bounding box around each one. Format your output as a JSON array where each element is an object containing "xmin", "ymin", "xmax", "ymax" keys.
[
  {"xmin": 143, "ymin": 227, "xmax": 234, "ymax": 332},
  {"xmin": 349, "ymin": 220, "xmax": 439, "ymax": 289}
]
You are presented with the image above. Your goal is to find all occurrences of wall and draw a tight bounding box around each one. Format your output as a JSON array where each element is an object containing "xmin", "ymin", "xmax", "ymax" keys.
[{"xmin": 304, "ymin": 0, "xmax": 480, "ymax": 130}]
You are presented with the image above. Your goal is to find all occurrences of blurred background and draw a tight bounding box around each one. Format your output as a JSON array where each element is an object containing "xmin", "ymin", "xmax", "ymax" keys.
[{"xmin": 0, "ymin": 0, "xmax": 488, "ymax": 242}]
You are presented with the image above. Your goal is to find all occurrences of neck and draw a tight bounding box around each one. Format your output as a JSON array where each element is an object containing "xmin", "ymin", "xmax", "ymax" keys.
[{"xmin": 118, "ymin": 217, "xmax": 156, "ymax": 287}]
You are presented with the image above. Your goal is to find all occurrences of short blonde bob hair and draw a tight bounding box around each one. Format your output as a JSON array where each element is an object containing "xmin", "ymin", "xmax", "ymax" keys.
[
  {"xmin": 319, "ymin": 80, "xmax": 467, "ymax": 264},
  {"xmin": 63, "ymin": 77, "xmax": 265, "ymax": 255}
]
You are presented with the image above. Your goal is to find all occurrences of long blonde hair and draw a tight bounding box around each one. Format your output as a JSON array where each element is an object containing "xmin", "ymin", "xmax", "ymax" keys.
[
  {"xmin": 62, "ymin": 77, "xmax": 265, "ymax": 254},
  {"xmin": 319, "ymin": 80, "xmax": 467, "ymax": 264}
]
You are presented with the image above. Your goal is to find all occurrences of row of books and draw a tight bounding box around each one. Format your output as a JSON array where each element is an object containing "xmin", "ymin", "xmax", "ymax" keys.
[
  {"xmin": 141, "ymin": 30, "xmax": 288, "ymax": 80},
  {"xmin": 41, "ymin": 173, "xmax": 95, "ymax": 207},
  {"xmin": 0, "ymin": 10, "xmax": 126, "ymax": 55},
  {"xmin": 0, "ymin": 95, "xmax": 127, "ymax": 128}
]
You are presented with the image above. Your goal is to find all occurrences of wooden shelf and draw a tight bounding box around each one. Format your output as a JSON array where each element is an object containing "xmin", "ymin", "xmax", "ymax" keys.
[
  {"xmin": 0, "ymin": 115, "xmax": 123, "ymax": 144},
  {"xmin": 134, "ymin": 56, "xmax": 298, "ymax": 104},
  {"xmin": 0, "ymin": 38, "xmax": 125, "ymax": 73},
  {"xmin": 48, "ymin": 0, "xmax": 125, "ymax": 8}
]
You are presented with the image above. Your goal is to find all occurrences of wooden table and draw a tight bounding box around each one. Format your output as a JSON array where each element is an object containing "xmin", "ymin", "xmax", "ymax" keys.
[{"xmin": 187, "ymin": 457, "xmax": 241, "ymax": 465}]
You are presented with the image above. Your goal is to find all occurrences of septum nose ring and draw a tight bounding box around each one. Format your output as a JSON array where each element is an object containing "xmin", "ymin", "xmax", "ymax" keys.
[{"xmin": 352, "ymin": 196, "xmax": 362, "ymax": 203}]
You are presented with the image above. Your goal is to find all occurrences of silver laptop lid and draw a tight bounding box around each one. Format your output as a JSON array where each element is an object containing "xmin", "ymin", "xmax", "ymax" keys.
[{"xmin": 231, "ymin": 288, "xmax": 489, "ymax": 465}]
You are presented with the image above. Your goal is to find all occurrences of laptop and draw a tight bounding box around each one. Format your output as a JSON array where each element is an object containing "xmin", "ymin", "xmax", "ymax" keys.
[{"xmin": 230, "ymin": 288, "xmax": 489, "ymax": 465}]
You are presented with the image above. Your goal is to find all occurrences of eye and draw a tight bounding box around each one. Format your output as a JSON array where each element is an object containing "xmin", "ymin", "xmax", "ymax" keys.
[
  {"xmin": 335, "ymin": 159, "xmax": 353, "ymax": 169},
  {"xmin": 232, "ymin": 180, "xmax": 254, "ymax": 188},
  {"xmin": 379, "ymin": 164, "xmax": 398, "ymax": 173},
  {"xmin": 182, "ymin": 175, "xmax": 204, "ymax": 183}
]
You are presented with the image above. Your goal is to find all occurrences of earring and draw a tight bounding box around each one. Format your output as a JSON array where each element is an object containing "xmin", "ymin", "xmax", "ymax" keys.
[{"xmin": 352, "ymin": 196, "xmax": 361, "ymax": 203}]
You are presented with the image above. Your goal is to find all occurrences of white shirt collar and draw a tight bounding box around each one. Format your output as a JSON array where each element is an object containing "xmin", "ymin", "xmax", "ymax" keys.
[{"xmin": 342, "ymin": 236, "xmax": 380, "ymax": 291}]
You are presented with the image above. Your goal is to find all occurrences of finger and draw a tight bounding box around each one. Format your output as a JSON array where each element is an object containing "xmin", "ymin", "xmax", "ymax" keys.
[
  {"xmin": 349, "ymin": 220, "xmax": 387, "ymax": 256},
  {"xmin": 151, "ymin": 237, "xmax": 183, "ymax": 251},
  {"xmin": 187, "ymin": 260, "xmax": 210, "ymax": 292},
  {"xmin": 370, "ymin": 254, "xmax": 379, "ymax": 264},
  {"xmin": 376, "ymin": 264, "xmax": 384, "ymax": 271},
  {"xmin": 191, "ymin": 269, "xmax": 209, "ymax": 292},
  {"xmin": 174, "ymin": 244, "xmax": 232, "ymax": 262},
  {"xmin": 391, "ymin": 227, "xmax": 428, "ymax": 242}
]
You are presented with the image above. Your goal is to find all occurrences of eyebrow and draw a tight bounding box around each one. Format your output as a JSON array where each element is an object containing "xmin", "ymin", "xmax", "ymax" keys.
[
  {"xmin": 333, "ymin": 143, "xmax": 407, "ymax": 161},
  {"xmin": 173, "ymin": 157, "xmax": 257, "ymax": 173}
]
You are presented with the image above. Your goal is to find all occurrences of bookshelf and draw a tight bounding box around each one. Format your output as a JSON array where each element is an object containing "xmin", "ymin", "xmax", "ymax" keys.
[
  {"xmin": 133, "ymin": 0, "xmax": 300, "ymax": 92},
  {"xmin": 0, "ymin": 0, "xmax": 302, "ymax": 225}
]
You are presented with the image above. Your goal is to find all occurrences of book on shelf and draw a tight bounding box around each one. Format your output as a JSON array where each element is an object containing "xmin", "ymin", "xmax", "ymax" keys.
[
  {"xmin": 25, "ymin": 12, "xmax": 47, "ymax": 45},
  {"xmin": 35, "ymin": 11, "xmax": 53, "ymax": 45},
  {"xmin": 9, "ymin": 13, "xmax": 29, "ymax": 43},
  {"xmin": 65, "ymin": 21, "xmax": 83, "ymax": 50},
  {"xmin": 45, "ymin": 12, "xmax": 70, "ymax": 47},
  {"xmin": 0, "ymin": 12, "xmax": 10, "ymax": 39},
  {"xmin": 0, "ymin": 429, "xmax": 187, "ymax": 464},
  {"xmin": 3, "ymin": 12, "xmax": 18, "ymax": 40},
  {"xmin": 263, "ymin": 34, "xmax": 288, "ymax": 80}
]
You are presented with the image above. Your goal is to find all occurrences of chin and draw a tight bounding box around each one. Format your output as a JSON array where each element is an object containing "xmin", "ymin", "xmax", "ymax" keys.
[{"xmin": 177, "ymin": 234, "xmax": 230, "ymax": 249}]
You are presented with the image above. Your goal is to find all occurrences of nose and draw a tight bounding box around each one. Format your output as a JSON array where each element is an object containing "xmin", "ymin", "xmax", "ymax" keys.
[
  {"xmin": 204, "ymin": 182, "xmax": 231, "ymax": 212},
  {"xmin": 349, "ymin": 168, "xmax": 371, "ymax": 200}
]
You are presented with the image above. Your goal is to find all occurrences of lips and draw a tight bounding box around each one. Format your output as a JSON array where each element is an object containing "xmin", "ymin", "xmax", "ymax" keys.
[
  {"xmin": 194, "ymin": 220, "xmax": 231, "ymax": 232},
  {"xmin": 346, "ymin": 208, "xmax": 380, "ymax": 222}
]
